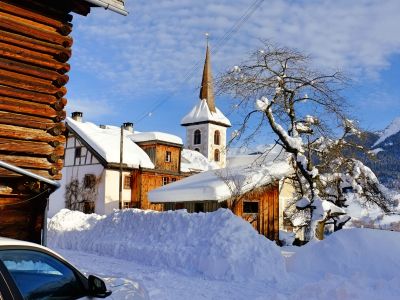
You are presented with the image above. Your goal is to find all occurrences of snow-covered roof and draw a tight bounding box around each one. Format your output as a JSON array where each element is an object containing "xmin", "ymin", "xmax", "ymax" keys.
[
  {"xmin": 130, "ymin": 132, "xmax": 183, "ymax": 145},
  {"xmin": 181, "ymin": 149, "xmax": 218, "ymax": 173},
  {"xmin": 66, "ymin": 118, "xmax": 154, "ymax": 169},
  {"xmin": 149, "ymin": 158, "xmax": 292, "ymax": 203},
  {"xmin": 84, "ymin": 0, "xmax": 128, "ymax": 15},
  {"xmin": 181, "ymin": 99, "xmax": 231, "ymax": 127},
  {"xmin": 372, "ymin": 117, "xmax": 400, "ymax": 148}
]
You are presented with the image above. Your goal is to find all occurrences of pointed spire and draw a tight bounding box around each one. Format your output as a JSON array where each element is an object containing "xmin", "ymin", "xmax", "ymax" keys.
[{"xmin": 199, "ymin": 34, "xmax": 216, "ymax": 113}]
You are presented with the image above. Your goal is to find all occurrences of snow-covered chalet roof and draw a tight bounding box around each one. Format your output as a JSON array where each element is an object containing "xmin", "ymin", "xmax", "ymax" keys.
[
  {"xmin": 181, "ymin": 99, "xmax": 231, "ymax": 127},
  {"xmin": 181, "ymin": 149, "xmax": 218, "ymax": 173},
  {"xmin": 149, "ymin": 158, "xmax": 292, "ymax": 203},
  {"xmin": 130, "ymin": 132, "xmax": 183, "ymax": 145},
  {"xmin": 66, "ymin": 118, "xmax": 154, "ymax": 169}
]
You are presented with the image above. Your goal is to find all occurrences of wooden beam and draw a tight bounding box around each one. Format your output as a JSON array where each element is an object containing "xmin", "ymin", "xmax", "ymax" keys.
[
  {"xmin": 0, "ymin": 30, "xmax": 71, "ymax": 62},
  {"xmin": 0, "ymin": 16, "xmax": 73, "ymax": 47},
  {"xmin": 0, "ymin": 154, "xmax": 63, "ymax": 170},
  {"xmin": 0, "ymin": 42, "xmax": 70, "ymax": 73},
  {"xmin": 0, "ymin": 138, "xmax": 63, "ymax": 156},
  {"xmin": 0, "ymin": 58, "xmax": 69, "ymax": 85},
  {"xmin": 0, "ymin": 124, "xmax": 65, "ymax": 143},
  {"xmin": 0, "ymin": 111, "xmax": 57, "ymax": 130},
  {"xmin": 0, "ymin": 85, "xmax": 58, "ymax": 104},
  {"xmin": 0, "ymin": 168, "xmax": 61, "ymax": 180},
  {"xmin": 0, "ymin": 2, "xmax": 73, "ymax": 35},
  {"xmin": 0, "ymin": 95, "xmax": 62, "ymax": 117}
]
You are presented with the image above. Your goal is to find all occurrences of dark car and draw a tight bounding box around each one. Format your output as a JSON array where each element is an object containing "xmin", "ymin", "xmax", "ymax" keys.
[{"xmin": 0, "ymin": 237, "xmax": 112, "ymax": 299}]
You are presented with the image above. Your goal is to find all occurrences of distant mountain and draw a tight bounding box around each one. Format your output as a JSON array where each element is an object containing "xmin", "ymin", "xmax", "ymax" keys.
[{"xmin": 365, "ymin": 118, "xmax": 400, "ymax": 191}]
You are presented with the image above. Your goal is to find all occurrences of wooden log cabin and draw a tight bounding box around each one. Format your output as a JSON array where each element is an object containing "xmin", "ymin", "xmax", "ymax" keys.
[
  {"xmin": 148, "ymin": 159, "xmax": 293, "ymax": 242},
  {"xmin": 0, "ymin": 0, "xmax": 127, "ymax": 244}
]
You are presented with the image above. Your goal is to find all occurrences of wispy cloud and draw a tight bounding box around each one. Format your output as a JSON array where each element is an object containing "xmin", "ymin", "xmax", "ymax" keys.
[{"xmin": 72, "ymin": 0, "xmax": 400, "ymax": 95}]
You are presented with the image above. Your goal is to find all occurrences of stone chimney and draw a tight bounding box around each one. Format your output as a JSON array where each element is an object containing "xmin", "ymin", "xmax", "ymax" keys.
[
  {"xmin": 99, "ymin": 125, "xmax": 106, "ymax": 129},
  {"xmin": 123, "ymin": 122, "xmax": 134, "ymax": 132},
  {"xmin": 71, "ymin": 111, "xmax": 83, "ymax": 122}
]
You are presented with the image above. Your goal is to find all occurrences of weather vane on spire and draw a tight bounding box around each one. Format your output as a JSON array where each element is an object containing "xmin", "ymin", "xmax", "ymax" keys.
[{"xmin": 205, "ymin": 32, "xmax": 209, "ymax": 46}]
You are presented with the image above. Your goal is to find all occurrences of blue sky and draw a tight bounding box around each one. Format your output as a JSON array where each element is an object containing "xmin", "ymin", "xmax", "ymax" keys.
[{"xmin": 66, "ymin": 0, "xmax": 400, "ymax": 144}]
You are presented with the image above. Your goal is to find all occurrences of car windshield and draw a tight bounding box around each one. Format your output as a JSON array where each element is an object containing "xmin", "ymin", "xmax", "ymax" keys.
[{"xmin": 0, "ymin": 249, "xmax": 86, "ymax": 300}]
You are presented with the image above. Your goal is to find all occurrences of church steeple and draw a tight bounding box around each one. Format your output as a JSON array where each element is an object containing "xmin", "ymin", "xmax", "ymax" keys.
[{"xmin": 199, "ymin": 37, "xmax": 216, "ymax": 113}]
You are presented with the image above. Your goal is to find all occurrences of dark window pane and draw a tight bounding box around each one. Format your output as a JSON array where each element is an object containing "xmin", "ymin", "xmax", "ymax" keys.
[
  {"xmin": 0, "ymin": 250, "xmax": 86, "ymax": 299},
  {"xmin": 243, "ymin": 201, "xmax": 259, "ymax": 213},
  {"xmin": 194, "ymin": 203, "xmax": 204, "ymax": 213}
]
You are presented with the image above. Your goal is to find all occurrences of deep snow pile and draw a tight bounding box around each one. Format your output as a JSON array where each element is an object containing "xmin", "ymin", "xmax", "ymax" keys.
[
  {"xmin": 287, "ymin": 228, "xmax": 400, "ymax": 279},
  {"xmin": 48, "ymin": 208, "xmax": 285, "ymax": 282}
]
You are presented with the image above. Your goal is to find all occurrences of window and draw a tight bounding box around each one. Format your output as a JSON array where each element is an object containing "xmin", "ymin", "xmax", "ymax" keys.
[
  {"xmin": 0, "ymin": 250, "xmax": 86, "ymax": 299},
  {"xmin": 194, "ymin": 129, "xmax": 201, "ymax": 145},
  {"xmin": 214, "ymin": 130, "xmax": 220, "ymax": 145},
  {"xmin": 83, "ymin": 174, "xmax": 96, "ymax": 189},
  {"xmin": 194, "ymin": 203, "xmax": 204, "ymax": 213},
  {"xmin": 165, "ymin": 151, "xmax": 171, "ymax": 162},
  {"xmin": 124, "ymin": 175, "xmax": 131, "ymax": 189},
  {"xmin": 243, "ymin": 201, "xmax": 259, "ymax": 214},
  {"xmin": 171, "ymin": 178, "xmax": 177, "ymax": 182},
  {"xmin": 123, "ymin": 202, "xmax": 130, "ymax": 209},
  {"xmin": 194, "ymin": 148, "xmax": 200, "ymax": 152},
  {"xmin": 162, "ymin": 177, "xmax": 169, "ymax": 185},
  {"xmin": 214, "ymin": 149, "xmax": 220, "ymax": 162},
  {"xmin": 75, "ymin": 147, "xmax": 81, "ymax": 159},
  {"xmin": 144, "ymin": 147, "xmax": 156, "ymax": 164}
]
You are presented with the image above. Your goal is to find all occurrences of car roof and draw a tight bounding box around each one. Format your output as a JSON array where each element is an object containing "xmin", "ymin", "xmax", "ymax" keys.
[{"xmin": 0, "ymin": 237, "xmax": 64, "ymax": 260}]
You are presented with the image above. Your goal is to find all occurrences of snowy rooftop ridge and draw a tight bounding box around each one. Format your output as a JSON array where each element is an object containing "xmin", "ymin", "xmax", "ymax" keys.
[
  {"xmin": 149, "ymin": 159, "xmax": 292, "ymax": 203},
  {"xmin": 66, "ymin": 117, "xmax": 154, "ymax": 169},
  {"xmin": 130, "ymin": 132, "xmax": 183, "ymax": 145},
  {"xmin": 372, "ymin": 117, "xmax": 400, "ymax": 148},
  {"xmin": 181, "ymin": 99, "xmax": 231, "ymax": 127}
]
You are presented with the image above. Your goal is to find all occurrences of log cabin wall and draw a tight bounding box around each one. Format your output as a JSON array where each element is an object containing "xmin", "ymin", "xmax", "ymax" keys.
[
  {"xmin": 138, "ymin": 142, "xmax": 181, "ymax": 173},
  {"xmin": 0, "ymin": 0, "xmax": 91, "ymax": 244},
  {"xmin": 0, "ymin": 0, "xmax": 82, "ymax": 180},
  {"xmin": 131, "ymin": 169, "xmax": 187, "ymax": 211}
]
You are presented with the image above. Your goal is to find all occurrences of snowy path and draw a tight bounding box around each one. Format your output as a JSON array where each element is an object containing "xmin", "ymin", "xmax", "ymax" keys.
[{"xmin": 57, "ymin": 248, "xmax": 285, "ymax": 300}]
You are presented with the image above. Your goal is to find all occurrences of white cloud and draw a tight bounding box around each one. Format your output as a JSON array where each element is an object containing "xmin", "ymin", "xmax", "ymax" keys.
[{"xmin": 71, "ymin": 0, "xmax": 400, "ymax": 97}]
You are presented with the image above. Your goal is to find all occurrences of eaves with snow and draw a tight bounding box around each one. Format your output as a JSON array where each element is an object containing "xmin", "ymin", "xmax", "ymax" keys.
[
  {"xmin": 181, "ymin": 99, "xmax": 231, "ymax": 127},
  {"xmin": 130, "ymin": 132, "xmax": 183, "ymax": 145},
  {"xmin": 149, "ymin": 153, "xmax": 292, "ymax": 203},
  {"xmin": 66, "ymin": 117, "xmax": 154, "ymax": 169}
]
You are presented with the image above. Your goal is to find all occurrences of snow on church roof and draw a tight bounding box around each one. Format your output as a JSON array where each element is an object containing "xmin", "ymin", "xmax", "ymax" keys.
[
  {"xmin": 181, "ymin": 149, "xmax": 218, "ymax": 173},
  {"xmin": 130, "ymin": 132, "xmax": 183, "ymax": 145},
  {"xmin": 181, "ymin": 99, "xmax": 231, "ymax": 127},
  {"xmin": 66, "ymin": 117, "xmax": 154, "ymax": 169},
  {"xmin": 149, "ymin": 157, "xmax": 292, "ymax": 203}
]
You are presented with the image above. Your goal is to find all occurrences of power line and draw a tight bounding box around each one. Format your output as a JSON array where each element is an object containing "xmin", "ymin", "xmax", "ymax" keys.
[{"xmin": 134, "ymin": 0, "xmax": 265, "ymax": 124}]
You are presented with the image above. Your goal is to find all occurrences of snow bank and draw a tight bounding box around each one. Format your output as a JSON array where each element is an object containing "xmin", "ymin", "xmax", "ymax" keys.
[
  {"xmin": 287, "ymin": 228, "xmax": 400, "ymax": 280},
  {"xmin": 48, "ymin": 209, "xmax": 285, "ymax": 282}
]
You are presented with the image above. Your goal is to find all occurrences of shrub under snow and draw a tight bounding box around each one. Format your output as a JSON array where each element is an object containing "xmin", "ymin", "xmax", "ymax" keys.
[{"xmin": 48, "ymin": 208, "xmax": 285, "ymax": 282}]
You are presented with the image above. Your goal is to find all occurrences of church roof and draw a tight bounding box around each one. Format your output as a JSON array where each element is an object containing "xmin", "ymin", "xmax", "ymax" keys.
[
  {"xmin": 181, "ymin": 43, "xmax": 231, "ymax": 127},
  {"xmin": 181, "ymin": 99, "xmax": 231, "ymax": 127},
  {"xmin": 199, "ymin": 44, "xmax": 215, "ymax": 112}
]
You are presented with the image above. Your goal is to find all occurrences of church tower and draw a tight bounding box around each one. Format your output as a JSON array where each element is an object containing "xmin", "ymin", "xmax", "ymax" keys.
[{"xmin": 181, "ymin": 42, "xmax": 231, "ymax": 168}]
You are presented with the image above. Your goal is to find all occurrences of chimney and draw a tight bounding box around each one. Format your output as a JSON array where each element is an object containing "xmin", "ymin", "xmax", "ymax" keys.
[
  {"xmin": 71, "ymin": 111, "xmax": 83, "ymax": 122},
  {"xmin": 99, "ymin": 125, "xmax": 106, "ymax": 129},
  {"xmin": 123, "ymin": 122, "xmax": 134, "ymax": 132}
]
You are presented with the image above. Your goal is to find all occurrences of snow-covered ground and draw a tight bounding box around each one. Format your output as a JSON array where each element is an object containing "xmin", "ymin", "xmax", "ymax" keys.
[{"xmin": 48, "ymin": 209, "xmax": 400, "ymax": 300}]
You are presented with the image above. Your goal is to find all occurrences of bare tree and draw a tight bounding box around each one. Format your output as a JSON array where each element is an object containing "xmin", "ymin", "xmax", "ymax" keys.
[{"xmin": 219, "ymin": 43, "xmax": 394, "ymax": 240}]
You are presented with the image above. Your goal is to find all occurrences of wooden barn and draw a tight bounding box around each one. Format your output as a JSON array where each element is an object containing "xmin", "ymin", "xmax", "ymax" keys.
[
  {"xmin": 148, "ymin": 158, "xmax": 292, "ymax": 242},
  {"xmin": 0, "ymin": 0, "xmax": 127, "ymax": 244}
]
